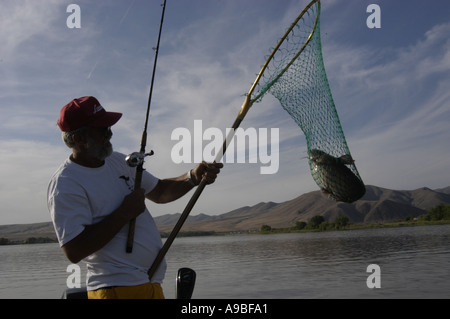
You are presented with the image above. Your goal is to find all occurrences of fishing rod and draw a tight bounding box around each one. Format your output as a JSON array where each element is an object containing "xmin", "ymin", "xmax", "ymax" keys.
[{"xmin": 126, "ymin": 0, "xmax": 167, "ymax": 253}]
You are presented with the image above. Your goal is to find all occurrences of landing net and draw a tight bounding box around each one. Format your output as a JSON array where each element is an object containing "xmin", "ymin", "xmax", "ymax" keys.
[{"xmin": 253, "ymin": 0, "xmax": 365, "ymax": 202}]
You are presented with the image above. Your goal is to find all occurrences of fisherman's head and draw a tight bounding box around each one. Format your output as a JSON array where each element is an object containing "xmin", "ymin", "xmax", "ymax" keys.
[{"xmin": 58, "ymin": 96, "xmax": 122, "ymax": 161}]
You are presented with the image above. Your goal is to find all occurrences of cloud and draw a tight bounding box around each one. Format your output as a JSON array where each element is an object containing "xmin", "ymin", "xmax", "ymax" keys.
[
  {"xmin": 321, "ymin": 21, "xmax": 450, "ymax": 190},
  {"xmin": 0, "ymin": 0, "xmax": 62, "ymax": 58},
  {"xmin": 0, "ymin": 139, "xmax": 68, "ymax": 224}
]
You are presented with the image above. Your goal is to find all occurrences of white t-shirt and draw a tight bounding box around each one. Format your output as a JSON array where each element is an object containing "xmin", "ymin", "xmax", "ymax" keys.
[{"xmin": 47, "ymin": 152, "xmax": 166, "ymax": 290}]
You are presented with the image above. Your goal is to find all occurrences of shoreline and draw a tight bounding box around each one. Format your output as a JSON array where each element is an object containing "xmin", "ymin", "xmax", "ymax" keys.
[
  {"xmin": 257, "ymin": 219, "xmax": 450, "ymax": 235},
  {"xmin": 2, "ymin": 218, "xmax": 449, "ymax": 246}
]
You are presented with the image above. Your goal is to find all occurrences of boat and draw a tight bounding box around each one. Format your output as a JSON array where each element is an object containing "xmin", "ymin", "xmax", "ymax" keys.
[{"xmin": 62, "ymin": 267, "xmax": 196, "ymax": 299}]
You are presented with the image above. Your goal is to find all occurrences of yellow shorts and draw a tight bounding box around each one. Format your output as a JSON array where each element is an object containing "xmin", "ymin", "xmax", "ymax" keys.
[{"xmin": 87, "ymin": 282, "xmax": 165, "ymax": 299}]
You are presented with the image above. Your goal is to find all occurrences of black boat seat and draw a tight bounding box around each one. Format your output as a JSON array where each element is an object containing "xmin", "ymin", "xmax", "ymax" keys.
[{"xmin": 62, "ymin": 287, "xmax": 88, "ymax": 299}]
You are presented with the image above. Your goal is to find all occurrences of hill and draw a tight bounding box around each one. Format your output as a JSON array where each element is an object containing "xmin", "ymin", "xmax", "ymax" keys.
[
  {"xmin": 156, "ymin": 185, "xmax": 450, "ymax": 232},
  {"xmin": 0, "ymin": 222, "xmax": 56, "ymax": 243},
  {"xmin": 1, "ymin": 185, "xmax": 450, "ymax": 242}
]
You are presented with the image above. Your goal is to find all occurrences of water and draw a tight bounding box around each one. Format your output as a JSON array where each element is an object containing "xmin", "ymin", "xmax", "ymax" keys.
[{"xmin": 1, "ymin": 225, "xmax": 449, "ymax": 299}]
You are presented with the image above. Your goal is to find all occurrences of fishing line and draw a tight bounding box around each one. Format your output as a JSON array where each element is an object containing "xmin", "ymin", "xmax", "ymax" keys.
[{"xmin": 126, "ymin": 0, "xmax": 167, "ymax": 253}]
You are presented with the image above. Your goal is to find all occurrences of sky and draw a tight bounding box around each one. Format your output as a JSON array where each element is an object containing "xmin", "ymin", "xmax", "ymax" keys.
[{"xmin": 1, "ymin": 0, "xmax": 449, "ymax": 225}]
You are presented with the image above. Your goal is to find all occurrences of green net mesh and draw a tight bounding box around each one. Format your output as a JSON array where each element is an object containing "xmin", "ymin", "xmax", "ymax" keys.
[{"xmin": 253, "ymin": 0, "xmax": 365, "ymax": 202}]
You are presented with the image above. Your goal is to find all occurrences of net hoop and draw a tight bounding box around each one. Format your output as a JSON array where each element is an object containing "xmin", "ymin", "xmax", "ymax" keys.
[{"xmin": 250, "ymin": 0, "xmax": 320, "ymax": 104}]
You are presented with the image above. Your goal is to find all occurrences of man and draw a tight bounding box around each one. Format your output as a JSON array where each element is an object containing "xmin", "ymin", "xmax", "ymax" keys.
[{"xmin": 47, "ymin": 96, "xmax": 222, "ymax": 299}]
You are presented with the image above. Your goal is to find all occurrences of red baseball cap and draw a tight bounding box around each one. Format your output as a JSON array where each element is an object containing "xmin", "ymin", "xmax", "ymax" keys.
[{"xmin": 57, "ymin": 96, "xmax": 122, "ymax": 132}]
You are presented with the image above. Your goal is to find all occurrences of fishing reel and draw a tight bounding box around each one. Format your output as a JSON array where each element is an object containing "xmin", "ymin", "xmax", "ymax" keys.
[{"xmin": 125, "ymin": 150, "xmax": 154, "ymax": 167}]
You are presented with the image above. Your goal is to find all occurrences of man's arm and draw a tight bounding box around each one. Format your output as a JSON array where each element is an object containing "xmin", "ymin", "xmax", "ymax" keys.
[
  {"xmin": 62, "ymin": 189, "xmax": 146, "ymax": 264},
  {"xmin": 146, "ymin": 162, "xmax": 223, "ymax": 204}
]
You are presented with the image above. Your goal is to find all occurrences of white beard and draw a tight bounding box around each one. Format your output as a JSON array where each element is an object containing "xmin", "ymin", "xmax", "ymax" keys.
[{"xmin": 85, "ymin": 136, "xmax": 113, "ymax": 161}]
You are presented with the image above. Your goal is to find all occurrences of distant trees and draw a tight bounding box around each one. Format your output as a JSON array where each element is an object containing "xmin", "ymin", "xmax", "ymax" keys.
[
  {"xmin": 309, "ymin": 216, "xmax": 325, "ymax": 229},
  {"xmin": 0, "ymin": 237, "xmax": 57, "ymax": 245},
  {"xmin": 294, "ymin": 203, "xmax": 450, "ymax": 232},
  {"xmin": 295, "ymin": 221, "xmax": 307, "ymax": 230},
  {"xmin": 302, "ymin": 215, "xmax": 350, "ymax": 231},
  {"xmin": 260, "ymin": 215, "xmax": 351, "ymax": 233},
  {"xmin": 418, "ymin": 204, "xmax": 450, "ymax": 221},
  {"xmin": 294, "ymin": 215, "xmax": 349, "ymax": 231},
  {"xmin": 24, "ymin": 237, "xmax": 55, "ymax": 244},
  {"xmin": 335, "ymin": 215, "xmax": 350, "ymax": 228},
  {"xmin": 261, "ymin": 203, "xmax": 450, "ymax": 234}
]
